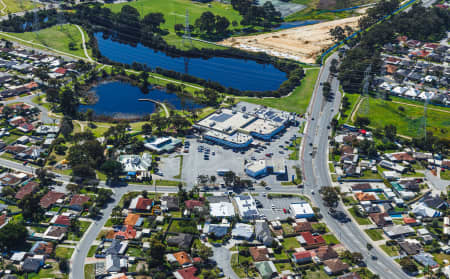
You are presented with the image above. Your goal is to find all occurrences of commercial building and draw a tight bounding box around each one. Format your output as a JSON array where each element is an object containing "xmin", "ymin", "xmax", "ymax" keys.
[
  {"xmin": 194, "ymin": 102, "xmax": 294, "ymax": 149},
  {"xmin": 118, "ymin": 153, "xmax": 152, "ymax": 175},
  {"xmin": 209, "ymin": 201, "xmax": 235, "ymax": 219},
  {"xmin": 144, "ymin": 136, "xmax": 182, "ymax": 153},
  {"xmin": 290, "ymin": 201, "xmax": 315, "ymax": 219},
  {"xmin": 245, "ymin": 158, "xmax": 286, "ymax": 178},
  {"xmin": 234, "ymin": 195, "xmax": 259, "ymax": 221}
]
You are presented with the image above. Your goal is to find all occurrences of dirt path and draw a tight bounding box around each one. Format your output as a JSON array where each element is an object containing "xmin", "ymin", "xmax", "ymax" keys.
[
  {"xmin": 351, "ymin": 96, "xmax": 365, "ymax": 122},
  {"xmin": 391, "ymin": 100, "xmax": 450, "ymax": 113}
]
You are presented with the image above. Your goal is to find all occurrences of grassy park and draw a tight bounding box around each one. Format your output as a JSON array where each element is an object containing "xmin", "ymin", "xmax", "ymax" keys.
[
  {"xmin": 105, "ymin": 0, "xmax": 242, "ymax": 48},
  {"xmin": 0, "ymin": 24, "xmax": 92, "ymax": 59},
  {"xmin": 240, "ymin": 68, "xmax": 319, "ymax": 114},
  {"xmin": 355, "ymin": 97, "xmax": 450, "ymax": 139},
  {"xmin": 1, "ymin": 0, "xmax": 40, "ymax": 15}
]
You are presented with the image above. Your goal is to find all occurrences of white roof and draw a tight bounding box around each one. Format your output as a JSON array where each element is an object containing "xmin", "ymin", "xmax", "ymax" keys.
[
  {"xmin": 234, "ymin": 195, "xmax": 259, "ymax": 219},
  {"xmin": 289, "ymin": 201, "xmax": 314, "ymax": 216},
  {"xmin": 210, "ymin": 202, "xmax": 235, "ymax": 218},
  {"xmin": 10, "ymin": 252, "xmax": 26, "ymax": 261}
]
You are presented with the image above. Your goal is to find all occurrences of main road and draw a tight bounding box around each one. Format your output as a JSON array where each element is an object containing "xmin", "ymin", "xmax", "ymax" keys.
[{"xmin": 301, "ymin": 51, "xmax": 410, "ymax": 279}]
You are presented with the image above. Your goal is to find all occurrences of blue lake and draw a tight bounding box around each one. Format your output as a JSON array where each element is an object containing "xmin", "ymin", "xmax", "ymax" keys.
[
  {"xmin": 80, "ymin": 81, "xmax": 204, "ymax": 118},
  {"xmin": 94, "ymin": 33, "xmax": 288, "ymax": 92}
]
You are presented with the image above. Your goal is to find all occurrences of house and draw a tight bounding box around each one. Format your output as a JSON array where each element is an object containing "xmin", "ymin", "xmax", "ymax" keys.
[
  {"xmin": 123, "ymin": 213, "xmax": 141, "ymax": 227},
  {"xmin": 386, "ymin": 152, "xmax": 415, "ymax": 163},
  {"xmin": 161, "ymin": 195, "xmax": 179, "ymax": 211},
  {"xmin": 403, "ymin": 217, "xmax": 419, "ymax": 226},
  {"xmin": 30, "ymin": 241, "xmax": 53, "ymax": 256},
  {"xmin": 209, "ymin": 201, "xmax": 235, "ymax": 219},
  {"xmin": 118, "ymin": 154, "xmax": 152, "ymax": 175},
  {"xmin": 144, "ymin": 136, "xmax": 182, "ymax": 153},
  {"xmin": 413, "ymin": 252, "xmax": 439, "ymax": 268},
  {"xmin": 21, "ymin": 257, "xmax": 42, "ymax": 273},
  {"xmin": 323, "ymin": 259, "xmax": 349, "ymax": 275},
  {"xmin": 289, "ymin": 201, "xmax": 314, "ymax": 219},
  {"xmin": 167, "ymin": 233, "xmax": 193, "ymax": 250},
  {"xmin": 203, "ymin": 223, "xmax": 229, "ymax": 238},
  {"xmin": 299, "ymin": 231, "xmax": 326, "ymax": 249},
  {"xmin": 106, "ymin": 254, "xmax": 125, "ymax": 273},
  {"xmin": 17, "ymin": 123, "xmax": 34, "ymax": 133},
  {"xmin": 234, "ymin": 195, "xmax": 259, "ymax": 220},
  {"xmin": 255, "ymin": 261, "xmax": 277, "ymax": 279},
  {"xmin": 40, "ymin": 191, "xmax": 65, "ymax": 209},
  {"xmin": 232, "ymin": 223, "xmax": 254, "ymax": 240},
  {"xmin": 173, "ymin": 251, "xmax": 193, "ymax": 267},
  {"xmin": 114, "ymin": 225, "xmax": 137, "ymax": 240},
  {"xmin": 292, "ymin": 251, "xmax": 312, "ymax": 264},
  {"xmin": 383, "ymin": 225, "xmax": 415, "ymax": 239},
  {"xmin": 338, "ymin": 273, "xmax": 362, "ymax": 279},
  {"xmin": 411, "ymin": 202, "xmax": 441, "ymax": 218},
  {"xmin": 51, "ymin": 215, "xmax": 71, "ymax": 226},
  {"xmin": 250, "ymin": 246, "xmax": 270, "ymax": 262},
  {"xmin": 370, "ymin": 212, "xmax": 393, "ymax": 227},
  {"xmin": 293, "ymin": 221, "xmax": 313, "ymax": 233},
  {"xmin": 69, "ymin": 194, "xmax": 90, "ymax": 211},
  {"xmin": 173, "ymin": 266, "xmax": 199, "ymax": 279},
  {"xmin": 255, "ymin": 220, "xmax": 273, "ymax": 246},
  {"xmin": 0, "ymin": 172, "xmax": 24, "ymax": 186},
  {"xmin": 129, "ymin": 196, "xmax": 152, "ymax": 212},
  {"xmin": 314, "ymin": 245, "xmax": 338, "ymax": 262},
  {"xmin": 352, "ymin": 183, "xmax": 372, "ymax": 191},
  {"xmin": 184, "ymin": 200, "xmax": 204, "ymax": 210},
  {"xmin": 105, "ymin": 239, "xmax": 128, "ymax": 255},
  {"xmin": 423, "ymin": 195, "xmax": 448, "ymax": 210},
  {"xmin": 355, "ymin": 192, "xmax": 376, "ymax": 202},
  {"xmin": 15, "ymin": 181, "xmax": 38, "ymax": 200},
  {"xmin": 43, "ymin": 226, "xmax": 67, "ymax": 241},
  {"xmin": 399, "ymin": 240, "xmax": 422, "ymax": 255}
]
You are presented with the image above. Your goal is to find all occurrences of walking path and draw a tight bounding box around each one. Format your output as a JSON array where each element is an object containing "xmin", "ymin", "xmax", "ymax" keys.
[
  {"xmin": 391, "ymin": 100, "xmax": 450, "ymax": 113},
  {"xmin": 75, "ymin": 24, "xmax": 94, "ymax": 63},
  {"xmin": 138, "ymin": 98, "xmax": 170, "ymax": 118},
  {"xmin": 0, "ymin": 0, "xmax": 6, "ymax": 15}
]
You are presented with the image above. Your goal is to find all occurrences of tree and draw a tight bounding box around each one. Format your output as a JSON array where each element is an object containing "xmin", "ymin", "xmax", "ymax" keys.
[
  {"xmin": 68, "ymin": 42, "xmax": 77, "ymax": 50},
  {"xmin": 72, "ymin": 164, "xmax": 96, "ymax": 179},
  {"xmin": 142, "ymin": 123, "xmax": 152, "ymax": 135},
  {"xmin": 66, "ymin": 183, "xmax": 81, "ymax": 194},
  {"xmin": 384, "ymin": 124, "xmax": 397, "ymax": 141},
  {"xmin": 320, "ymin": 186, "xmax": 339, "ymax": 207},
  {"xmin": 330, "ymin": 26, "xmax": 346, "ymax": 42},
  {"xmin": 59, "ymin": 258, "xmax": 69, "ymax": 273},
  {"xmin": 399, "ymin": 257, "xmax": 418, "ymax": 274},
  {"xmin": 196, "ymin": 243, "xmax": 213, "ymax": 260},
  {"xmin": 195, "ymin": 11, "xmax": 216, "ymax": 34},
  {"xmin": 0, "ymin": 223, "xmax": 28, "ymax": 251},
  {"xmin": 101, "ymin": 160, "xmax": 123, "ymax": 181},
  {"xmin": 355, "ymin": 116, "xmax": 370, "ymax": 128},
  {"xmin": 36, "ymin": 168, "xmax": 54, "ymax": 186},
  {"xmin": 174, "ymin": 23, "xmax": 184, "ymax": 33},
  {"xmin": 149, "ymin": 239, "xmax": 166, "ymax": 263},
  {"xmin": 215, "ymin": 15, "xmax": 230, "ymax": 34},
  {"xmin": 223, "ymin": 171, "xmax": 236, "ymax": 187},
  {"xmin": 18, "ymin": 194, "xmax": 44, "ymax": 222}
]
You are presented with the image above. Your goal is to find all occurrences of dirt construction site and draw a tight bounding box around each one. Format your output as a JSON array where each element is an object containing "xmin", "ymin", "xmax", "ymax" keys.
[{"xmin": 220, "ymin": 16, "xmax": 362, "ymax": 64}]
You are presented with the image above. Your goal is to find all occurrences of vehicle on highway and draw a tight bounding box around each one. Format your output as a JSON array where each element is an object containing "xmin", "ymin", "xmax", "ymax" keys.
[{"xmin": 23, "ymin": 161, "xmax": 28, "ymax": 166}]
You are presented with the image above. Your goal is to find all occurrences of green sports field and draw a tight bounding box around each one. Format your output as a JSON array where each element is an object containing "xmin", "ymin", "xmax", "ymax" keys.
[
  {"xmin": 0, "ymin": 24, "xmax": 92, "ymax": 59},
  {"xmin": 355, "ymin": 97, "xmax": 450, "ymax": 139},
  {"xmin": 105, "ymin": 0, "xmax": 243, "ymax": 48}
]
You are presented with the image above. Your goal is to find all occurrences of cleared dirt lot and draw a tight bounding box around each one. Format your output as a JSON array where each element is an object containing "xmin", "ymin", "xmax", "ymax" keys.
[{"xmin": 220, "ymin": 16, "xmax": 361, "ymax": 63}]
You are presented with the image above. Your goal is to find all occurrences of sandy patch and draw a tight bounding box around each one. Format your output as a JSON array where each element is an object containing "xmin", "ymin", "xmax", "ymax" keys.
[{"xmin": 220, "ymin": 17, "xmax": 361, "ymax": 63}]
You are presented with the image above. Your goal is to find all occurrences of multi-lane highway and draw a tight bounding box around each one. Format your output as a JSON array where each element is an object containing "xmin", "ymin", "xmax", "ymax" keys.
[{"xmin": 301, "ymin": 51, "xmax": 410, "ymax": 279}]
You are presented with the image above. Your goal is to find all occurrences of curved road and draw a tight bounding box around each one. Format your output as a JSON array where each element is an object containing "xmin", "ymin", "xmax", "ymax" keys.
[{"xmin": 301, "ymin": 51, "xmax": 410, "ymax": 279}]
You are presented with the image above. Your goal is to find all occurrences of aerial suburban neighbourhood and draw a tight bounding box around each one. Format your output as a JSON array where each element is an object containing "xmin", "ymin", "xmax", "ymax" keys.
[{"xmin": 0, "ymin": 0, "xmax": 446, "ymax": 278}]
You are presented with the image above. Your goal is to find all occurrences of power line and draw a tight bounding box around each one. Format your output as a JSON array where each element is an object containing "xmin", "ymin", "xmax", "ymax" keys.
[{"xmin": 182, "ymin": 9, "xmax": 192, "ymax": 47}]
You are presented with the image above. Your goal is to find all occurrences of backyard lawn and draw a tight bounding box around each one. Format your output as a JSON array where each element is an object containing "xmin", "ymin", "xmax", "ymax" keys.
[
  {"xmin": 282, "ymin": 237, "xmax": 301, "ymax": 250},
  {"xmin": 55, "ymin": 247, "xmax": 74, "ymax": 260},
  {"xmin": 323, "ymin": 234, "xmax": 340, "ymax": 245},
  {"xmin": 240, "ymin": 68, "xmax": 319, "ymax": 114}
]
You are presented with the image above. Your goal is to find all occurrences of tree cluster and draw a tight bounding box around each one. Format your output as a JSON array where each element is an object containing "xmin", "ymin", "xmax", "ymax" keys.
[{"xmin": 231, "ymin": 0, "xmax": 281, "ymax": 27}]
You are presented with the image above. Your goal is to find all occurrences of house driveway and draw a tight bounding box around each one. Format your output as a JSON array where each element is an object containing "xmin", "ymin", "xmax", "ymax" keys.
[{"xmin": 211, "ymin": 246, "xmax": 240, "ymax": 279}]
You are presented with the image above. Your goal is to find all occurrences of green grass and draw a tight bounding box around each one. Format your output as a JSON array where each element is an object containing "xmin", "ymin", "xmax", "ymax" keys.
[
  {"xmin": 348, "ymin": 207, "xmax": 372, "ymax": 225},
  {"xmin": 87, "ymin": 245, "xmax": 98, "ymax": 257},
  {"xmin": 364, "ymin": 229, "xmax": 384, "ymax": 241},
  {"xmin": 380, "ymin": 244, "xmax": 399, "ymax": 257},
  {"xmin": 105, "ymin": 0, "xmax": 242, "ymax": 48},
  {"xmin": 67, "ymin": 221, "xmax": 91, "ymax": 241},
  {"xmin": 0, "ymin": 24, "xmax": 92, "ymax": 59},
  {"xmin": 1, "ymin": 0, "xmax": 41, "ymax": 15},
  {"xmin": 84, "ymin": 264, "xmax": 95, "ymax": 279},
  {"xmin": 155, "ymin": 179, "xmax": 182, "ymax": 186},
  {"xmin": 55, "ymin": 246, "xmax": 74, "ymax": 260},
  {"xmin": 323, "ymin": 234, "xmax": 340, "ymax": 244},
  {"xmin": 275, "ymin": 262, "xmax": 293, "ymax": 273},
  {"xmin": 305, "ymin": 268, "xmax": 332, "ymax": 279},
  {"xmin": 281, "ymin": 223, "xmax": 294, "ymax": 235},
  {"xmin": 339, "ymin": 93, "xmax": 360, "ymax": 125},
  {"xmin": 282, "ymin": 237, "xmax": 301, "ymax": 250},
  {"xmin": 240, "ymin": 68, "xmax": 319, "ymax": 114},
  {"xmin": 441, "ymin": 170, "xmax": 450, "ymax": 180},
  {"xmin": 356, "ymin": 97, "xmax": 450, "ymax": 139}
]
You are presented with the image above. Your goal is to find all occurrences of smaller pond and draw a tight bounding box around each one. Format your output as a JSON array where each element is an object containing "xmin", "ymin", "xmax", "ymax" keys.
[
  {"xmin": 274, "ymin": 20, "xmax": 321, "ymax": 30},
  {"xmin": 80, "ymin": 81, "xmax": 204, "ymax": 118}
]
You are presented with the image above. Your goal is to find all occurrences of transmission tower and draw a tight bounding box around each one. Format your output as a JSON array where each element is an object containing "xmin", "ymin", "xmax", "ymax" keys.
[
  {"xmin": 182, "ymin": 9, "xmax": 192, "ymax": 47},
  {"xmin": 359, "ymin": 64, "xmax": 372, "ymax": 116},
  {"xmin": 33, "ymin": 4, "xmax": 40, "ymax": 38},
  {"xmin": 57, "ymin": 11, "xmax": 65, "ymax": 30}
]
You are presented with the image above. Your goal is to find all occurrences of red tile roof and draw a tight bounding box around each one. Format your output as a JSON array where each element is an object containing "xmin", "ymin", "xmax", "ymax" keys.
[
  {"xmin": 175, "ymin": 266, "xmax": 199, "ymax": 279},
  {"xmin": 300, "ymin": 231, "xmax": 326, "ymax": 247},
  {"xmin": 293, "ymin": 251, "xmax": 311, "ymax": 260},
  {"xmin": 54, "ymin": 68, "xmax": 67, "ymax": 75},
  {"xmin": 39, "ymin": 191, "xmax": 65, "ymax": 209},
  {"xmin": 136, "ymin": 197, "xmax": 152, "ymax": 211},
  {"xmin": 15, "ymin": 181, "xmax": 38, "ymax": 200},
  {"xmin": 69, "ymin": 195, "xmax": 90, "ymax": 207},
  {"xmin": 54, "ymin": 215, "xmax": 71, "ymax": 226},
  {"xmin": 185, "ymin": 200, "xmax": 204, "ymax": 210},
  {"xmin": 403, "ymin": 217, "xmax": 417, "ymax": 224},
  {"xmin": 114, "ymin": 225, "xmax": 137, "ymax": 240}
]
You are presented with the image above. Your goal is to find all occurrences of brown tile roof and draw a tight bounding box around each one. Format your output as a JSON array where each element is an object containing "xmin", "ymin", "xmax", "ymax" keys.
[
  {"xmin": 33, "ymin": 242, "xmax": 54, "ymax": 255},
  {"xmin": 315, "ymin": 245, "xmax": 338, "ymax": 261},
  {"xmin": 324, "ymin": 258, "xmax": 349, "ymax": 274},
  {"xmin": 355, "ymin": 192, "xmax": 376, "ymax": 201},
  {"xmin": 294, "ymin": 221, "xmax": 313, "ymax": 233},
  {"xmin": 46, "ymin": 226, "xmax": 67, "ymax": 237},
  {"xmin": 173, "ymin": 251, "xmax": 192, "ymax": 266},
  {"xmin": 69, "ymin": 195, "xmax": 90, "ymax": 207},
  {"xmin": 351, "ymin": 183, "xmax": 371, "ymax": 191},
  {"xmin": 370, "ymin": 212, "xmax": 391, "ymax": 227},
  {"xmin": 54, "ymin": 215, "xmax": 71, "ymax": 226},
  {"xmin": 249, "ymin": 247, "xmax": 269, "ymax": 262},
  {"xmin": 340, "ymin": 145, "xmax": 354, "ymax": 155},
  {"xmin": 40, "ymin": 191, "xmax": 65, "ymax": 209},
  {"xmin": 385, "ymin": 64, "xmax": 398, "ymax": 74},
  {"xmin": 392, "ymin": 152, "xmax": 415, "ymax": 162},
  {"xmin": 124, "ymin": 213, "xmax": 140, "ymax": 226},
  {"xmin": 15, "ymin": 181, "xmax": 38, "ymax": 200}
]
